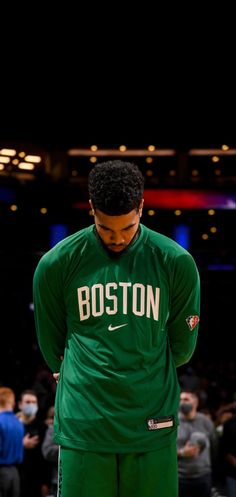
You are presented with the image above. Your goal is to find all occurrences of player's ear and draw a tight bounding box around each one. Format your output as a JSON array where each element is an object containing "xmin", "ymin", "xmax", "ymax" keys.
[
  {"xmin": 139, "ymin": 198, "xmax": 144, "ymax": 217},
  {"xmin": 89, "ymin": 200, "xmax": 95, "ymax": 215}
]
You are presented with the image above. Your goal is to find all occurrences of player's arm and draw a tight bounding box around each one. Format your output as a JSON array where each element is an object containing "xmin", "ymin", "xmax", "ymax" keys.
[
  {"xmin": 33, "ymin": 253, "xmax": 67, "ymax": 372},
  {"xmin": 167, "ymin": 253, "xmax": 200, "ymax": 367}
]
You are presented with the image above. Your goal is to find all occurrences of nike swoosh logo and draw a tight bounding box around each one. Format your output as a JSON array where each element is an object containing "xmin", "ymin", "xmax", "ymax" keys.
[{"xmin": 108, "ymin": 323, "xmax": 128, "ymax": 331}]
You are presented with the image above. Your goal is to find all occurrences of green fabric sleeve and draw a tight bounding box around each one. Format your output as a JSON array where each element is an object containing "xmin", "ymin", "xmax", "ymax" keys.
[
  {"xmin": 33, "ymin": 253, "xmax": 67, "ymax": 372},
  {"xmin": 167, "ymin": 253, "xmax": 200, "ymax": 368}
]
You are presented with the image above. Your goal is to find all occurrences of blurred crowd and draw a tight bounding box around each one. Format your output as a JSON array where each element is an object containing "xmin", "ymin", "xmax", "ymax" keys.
[{"xmin": 0, "ymin": 360, "xmax": 236, "ymax": 497}]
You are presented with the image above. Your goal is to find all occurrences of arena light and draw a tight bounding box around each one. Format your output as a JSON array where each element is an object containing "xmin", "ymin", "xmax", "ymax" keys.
[
  {"xmin": 143, "ymin": 190, "xmax": 236, "ymax": 209},
  {"xmin": 173, "ymin": 225, "xmax": 190, "ymax": 249},
  {"xmin": 50, "ymin": 224, "xmax": 69, "ymax": 247},
  {"xmin": 10, "ymin": 204, "xmax": 18, "ymax": 211},
  {"xmin": 0, "ymin": 156, "xmax": 10, "ymax": 163},
  {"xmin": 18, "ymin": 163, "xmax": 35, "ymax": 170},
  {"xmin": 208, "ymin": 264, "xmax": 235, "ymax": 270},
  {"xmin": 68, "ymin": 148, "xmax": 176, "ymax": 157},
  {"xmin": 189, "ymin": 148, "xmax": 236, "ymax": 155},
  {"xmin": 73, "ymin": 191, "xmax": 236, "ymax": 210},
  {"xmin": 0, "ymin": 149, "xmax": 16, "ymax": 156},
  {"xmin": 24, "ymin": 155, "xmax": 41, "ymax": 163}
]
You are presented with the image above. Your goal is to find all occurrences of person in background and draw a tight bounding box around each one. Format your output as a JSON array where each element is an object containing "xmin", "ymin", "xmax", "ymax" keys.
[
  {"xmin": 221, "ymin": 406, "xmax": 236, "ymax": 497},
  {"xmin": 41, "ymin": 406, "xmax": 59, "ymax": 497},
  {"xmin": 0, "ymin": 387, "xmax": 24, "ymax": 497},
  {"xmin": 32, "ymin": 366, "xmax": 56, "ymax": 420},
  {"xmin": 213, "ymin": 403, "xmax": 236, "ymax": 496},
  {"xmin": 177, "ymin": 390, "xmax": 218, "ymax": 497},
  {"xmin": 33, "ymin": 160, "xmax": 200, "ymax": 497},
  {"xmin": 16, "ymin": 390, "xmax": 50, "ymax": 497}
]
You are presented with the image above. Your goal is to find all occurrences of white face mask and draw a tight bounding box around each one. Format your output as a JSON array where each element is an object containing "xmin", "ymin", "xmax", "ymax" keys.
[{"xmin": 22, "ymin": 403, "xmax": 38, "ymax": 417}]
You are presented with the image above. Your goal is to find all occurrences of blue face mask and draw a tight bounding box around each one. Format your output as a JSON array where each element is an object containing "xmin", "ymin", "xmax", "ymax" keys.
[{"xmin": 22, "ymin": 403, "xmax": 38, "ymax": 417}]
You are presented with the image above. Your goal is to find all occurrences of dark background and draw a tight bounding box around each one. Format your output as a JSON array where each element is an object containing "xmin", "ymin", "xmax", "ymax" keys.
[{"xmin": 0, "ymin": 64, "xmax": 235, "ymax": 414}]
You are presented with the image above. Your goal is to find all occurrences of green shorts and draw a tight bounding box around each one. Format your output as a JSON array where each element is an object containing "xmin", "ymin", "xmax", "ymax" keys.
[{"xmin": 58, "ymin": 441, "xmax": 178, "ymax": 497}]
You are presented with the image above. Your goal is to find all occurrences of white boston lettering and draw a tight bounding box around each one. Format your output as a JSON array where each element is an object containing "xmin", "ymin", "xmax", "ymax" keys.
[
  {"xmin": 119, "ymin": 282, "xmax": 132, "ymax": 314},
  {"xmin": 146, "ymin": 285, "xmax": 160, "ymax": 321},
  {"xmin": 91, "ymin": 284, "xmax": 104, "ymax": 317},
  {"xmin": 105, "ymin": 283, "xmax": 118, "ymax": 315},
  {"xmin": 77, "ymin": 282, "xmax": 160, "ymax": 322},
  {"xmin": 132, "ymin": 283, "xmax": 145, "ymax": 316},
  {"xmin": 77, "ymin": 286, "xmax": 90, "ymax": 321}
]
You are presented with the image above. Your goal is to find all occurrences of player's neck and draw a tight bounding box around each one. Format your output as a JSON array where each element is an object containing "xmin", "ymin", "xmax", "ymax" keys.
[{"xmin": 94, "ymin": 225, "xmax": 141, "ymax": 258}]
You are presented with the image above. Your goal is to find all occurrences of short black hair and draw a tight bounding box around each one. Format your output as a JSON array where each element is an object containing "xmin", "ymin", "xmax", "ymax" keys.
[
  {"xmin": 19, "ymin": 389, "xmax": 38, "ymax": 402},
  {"xmin": 88, "ymin": 160, "xmax": 144, "ymax": 215}
]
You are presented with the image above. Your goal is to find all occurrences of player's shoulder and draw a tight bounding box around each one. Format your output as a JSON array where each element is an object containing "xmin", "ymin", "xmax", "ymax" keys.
[
  {"xmin": 142, "ymin": 224, "xmax": 191, "ymax": 260},
  {"xmin": 35, "ymin": 226, "xmax": 92, "ymax": 272},
  {"xmin": 197, "ymin": 412, "xmax": 215, "ymax": 430}
]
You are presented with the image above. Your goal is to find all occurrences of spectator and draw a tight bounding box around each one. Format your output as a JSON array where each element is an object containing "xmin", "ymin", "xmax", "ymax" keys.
[
  {"xmin": 177, "ymin": 390, "xmax": 218, "ymax": 497},
  {"xmin": 213, "ymin": 403, "xmax": 236, "ymax": 496},
  {"xmin": 16, "ymin": 389, "xmax": 50, "ymax": 497},
  {"xmin": 32, "ymin": 366, "xmax": 56, "ymax": 420},
  {"xmin": 41, "ymin": 406, "xmax": 59, "ymax": 497},
  {"xmin": 221, "ymin": 406, "xmax": 236, "ymax": 497},
  {"xmin": 179, "ymin": 366, "xmax": 200, "ymax": 392},
  {"xmin": 0, "ymin": 387, "xmax": 24, "ymax": 497}
]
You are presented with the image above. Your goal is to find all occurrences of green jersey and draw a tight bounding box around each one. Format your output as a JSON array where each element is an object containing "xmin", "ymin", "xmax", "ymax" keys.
[{"xmin": 33, "ymin": 224, "xmax": 200, "ymax": 453}]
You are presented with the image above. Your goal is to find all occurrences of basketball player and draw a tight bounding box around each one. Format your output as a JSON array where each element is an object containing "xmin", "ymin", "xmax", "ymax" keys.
[{"xmin": 33, "ymin": 160, "xmax": 200, "ymax": 497}]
